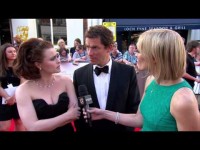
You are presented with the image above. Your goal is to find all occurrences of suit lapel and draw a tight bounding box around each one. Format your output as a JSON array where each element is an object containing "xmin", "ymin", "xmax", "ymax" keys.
[
  {"xmin": 106, "ymin": 61, "xmax": 118, "ymax": 110},
  {"xmin": 87, "ymin": 64, "xmax": 100, "ymax": 108}
]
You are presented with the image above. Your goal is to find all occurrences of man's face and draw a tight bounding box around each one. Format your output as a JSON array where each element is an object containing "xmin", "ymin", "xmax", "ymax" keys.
[{"xmin": 85, "ymin": 37, "xmax": 111, "ymax": 67}]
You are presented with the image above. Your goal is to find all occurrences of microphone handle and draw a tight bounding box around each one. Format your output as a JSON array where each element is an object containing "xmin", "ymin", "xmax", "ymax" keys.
[{"xmin": 85, "ymin": 104, "xmax": 92, "ymax": 127}]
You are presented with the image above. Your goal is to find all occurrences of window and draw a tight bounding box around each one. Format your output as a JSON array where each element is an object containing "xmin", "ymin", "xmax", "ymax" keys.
[
  {"xmin": 52, "ymin": 19, "xmax": 67, "ymax": 45},
  {"xmin": 36, "ymin": 19, "xmax": 51, "ymax": 42},
  {"xmin": 36, "ymin": 19, "xmax": 67, "ymax": 45}
]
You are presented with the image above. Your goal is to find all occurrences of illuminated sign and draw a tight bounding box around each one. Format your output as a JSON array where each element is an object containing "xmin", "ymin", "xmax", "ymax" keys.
[
  {"xmin": 117, "ymin": 24, "xmax": 200, "ymax": 31},
  {"xmin": 103, "ymin": 22, "xmax": 117, "ymax": 41}
]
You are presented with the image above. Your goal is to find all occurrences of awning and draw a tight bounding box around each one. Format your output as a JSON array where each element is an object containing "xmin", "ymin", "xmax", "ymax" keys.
[
  {"xmin": 104, "ymin": 19, "xmax": 200, "ymax": 32},
  {"xmin": 117, "ymin": 24, "xmax": 200, "ymax": 32}
]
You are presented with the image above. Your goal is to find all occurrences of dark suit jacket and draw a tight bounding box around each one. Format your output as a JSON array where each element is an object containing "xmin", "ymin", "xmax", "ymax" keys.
[{"xmin": 73, "ymin": 60, "xmax": 140, "ymax": 133}]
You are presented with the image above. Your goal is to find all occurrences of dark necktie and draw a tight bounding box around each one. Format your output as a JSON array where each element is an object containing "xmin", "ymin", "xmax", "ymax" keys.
[{"xmin": 94, "ymin": 66, "xmax": 109, "ymax": 76}]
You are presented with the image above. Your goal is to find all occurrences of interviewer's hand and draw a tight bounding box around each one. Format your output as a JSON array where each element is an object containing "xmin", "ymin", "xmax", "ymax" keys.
[{"xmin": 83, "ymin": 107, "xmax": 104, "ymax": 121}]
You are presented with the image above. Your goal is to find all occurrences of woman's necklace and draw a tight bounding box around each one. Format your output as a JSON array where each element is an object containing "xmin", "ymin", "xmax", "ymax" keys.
[{"xmin": 34, "ymin": 77, "xmax": 55, "ymax": 88}]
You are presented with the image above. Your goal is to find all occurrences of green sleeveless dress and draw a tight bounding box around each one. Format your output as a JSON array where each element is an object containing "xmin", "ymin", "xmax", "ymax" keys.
[{"xmin": 140, "ymin": 79, "xmax": 192, "ymax": 131}]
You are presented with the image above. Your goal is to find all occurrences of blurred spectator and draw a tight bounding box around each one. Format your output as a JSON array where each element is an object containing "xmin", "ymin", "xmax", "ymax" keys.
[
  {"xmin": 13, "ymin": 35, "xmax": 23, "ymax": 52},
  {"xmin": 57, "ymin": 39, "xmax": 71, "ymax": 62},
  {"xmin": 37, "ymin": 37, "xmax": 44, "ymax": 41},
  {"xmin": 195, "ymin": 53, "xmax": 200, "ymax": 62},
  {"xmin": 183, "ymin": 40, "xmax": 200, "ymax": 88},
  {"xmin": 123, "ymin": 43, "xmax": 139, "ymax": 73},
  {"xmin": 70, "ymin": 38, "xmax": 81, "ymax": 57},
  {"xmin": 0, "ymin": 43, "xmax": 26, "ymax": 131},
  {"xmin": 72, "ymin": 44, "xmax": 89, "ymax": 62},
  {"xmin": 123, "ymin": 43, "xmax": 138, "ymax": 65},
  {"xmin": 110, "ymin": 42, "xmax": 123, "ymax": 63}
]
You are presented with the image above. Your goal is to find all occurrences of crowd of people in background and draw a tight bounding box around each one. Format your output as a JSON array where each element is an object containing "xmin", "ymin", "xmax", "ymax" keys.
[
  {"xmin": 0, "ymin": 43, "xmax": 25, "ymax": 131},
  {"xmin": 0, "ymin": 26, "xmax": 200, "ymax": 133}
]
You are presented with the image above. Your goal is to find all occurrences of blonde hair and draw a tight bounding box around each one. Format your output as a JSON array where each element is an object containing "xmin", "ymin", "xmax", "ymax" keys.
[
  {"xmin": 57, "ymin": 39, "xmax": 65, "ymax": 46},
  {"xmin": 137, "ymin": 29, "xmax": 186, "ymax": 83}
]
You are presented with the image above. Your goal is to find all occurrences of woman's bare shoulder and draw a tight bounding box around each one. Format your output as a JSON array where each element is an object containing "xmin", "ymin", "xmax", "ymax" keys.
[
  {"xmin": 54, "ymin": 74, "xmax": 73, "ymax": 83},
  {"xmin": 171, "ymin": 87, "xmax": 198, "ymax": 117},
  {"xmin": 145, "ymin": 75, "xmax": 154, "ymax": 89}
]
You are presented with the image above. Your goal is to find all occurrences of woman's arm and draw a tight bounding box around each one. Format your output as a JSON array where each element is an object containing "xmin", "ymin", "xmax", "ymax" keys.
[
  {"xmin": 85, "ymin": 75, "xmax": 154, "ymax": 128},
  {"xmin": 16, "ymin": 82, "xmax": 80, "ymax": 131},
  {"xmin": 87, "ymin": 108, "xmax": 143, "ymax": 128},
  {"xmin": 171, "ymin": 87, "xmax": 200, "ymax": 131}
]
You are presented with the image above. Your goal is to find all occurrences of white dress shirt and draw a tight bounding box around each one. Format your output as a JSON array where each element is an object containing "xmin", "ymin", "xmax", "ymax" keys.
[{"xmin": 93, "ymin": 59, "xmax": 112, "ymax": 110}]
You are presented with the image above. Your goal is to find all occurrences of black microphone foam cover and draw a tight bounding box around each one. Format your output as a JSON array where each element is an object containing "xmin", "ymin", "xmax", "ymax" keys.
[{"xmin": 78, "ymin": 85, "xmax": 89, "ymax": 96}]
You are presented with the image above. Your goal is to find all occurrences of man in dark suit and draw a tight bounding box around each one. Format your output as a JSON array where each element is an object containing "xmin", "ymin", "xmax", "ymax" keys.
[{"xmin": 73, "ymin": 25, "xmax": 140, "ymax": 133}]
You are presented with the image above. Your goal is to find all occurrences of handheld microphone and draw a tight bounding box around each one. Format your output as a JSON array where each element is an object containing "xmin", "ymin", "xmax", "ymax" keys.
[{"xmin": 78, "ymin": 85, "xmax": 93, "ymax": 127}]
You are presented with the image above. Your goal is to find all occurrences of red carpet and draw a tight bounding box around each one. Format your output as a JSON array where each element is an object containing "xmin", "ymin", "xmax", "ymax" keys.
[
  {"xmin": 134, "ymin": 128, "xmax": 141, "ymax": 132},
  {"xmin": 9, "ymin": 119, "xmax": 140, "ymax": 132},
  {"xmin": 9, "ymin": 120, "xmax": 76, "ymax": 132},
  {"xmin": 9, "ymin": 119, "xmax": 15, "ymax": 131}
]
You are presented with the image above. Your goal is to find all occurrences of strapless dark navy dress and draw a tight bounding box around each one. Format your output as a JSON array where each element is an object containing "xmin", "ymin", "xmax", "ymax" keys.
[{"xmin": 32, "ymin": 92, "xmax": 74, "ymax": 133}]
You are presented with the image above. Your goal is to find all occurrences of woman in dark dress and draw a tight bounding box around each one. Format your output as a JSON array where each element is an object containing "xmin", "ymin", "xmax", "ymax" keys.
[
  {"xmin": 70, "ymin": 38, "xmax": 81, "ymax": 58},
  {"xmin": 14, "ymin": 38, "xmax": 80, "ymax": 132},
  {"xmin": 0, "ymin": 43, "xmax": 25, "ymax": 131}
]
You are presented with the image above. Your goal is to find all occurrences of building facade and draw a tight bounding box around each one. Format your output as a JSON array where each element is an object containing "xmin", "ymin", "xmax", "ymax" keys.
[
  {"xmin": 0, "ymin": 19, "xmax": 102, "ymax": 48},
  {"xmin": 1, "ymin": 19, "xmax": 200, "ymax": 52},
  {"xmin": 104, "ymin": 19, "xmax": 200, "ymax": 52}
]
